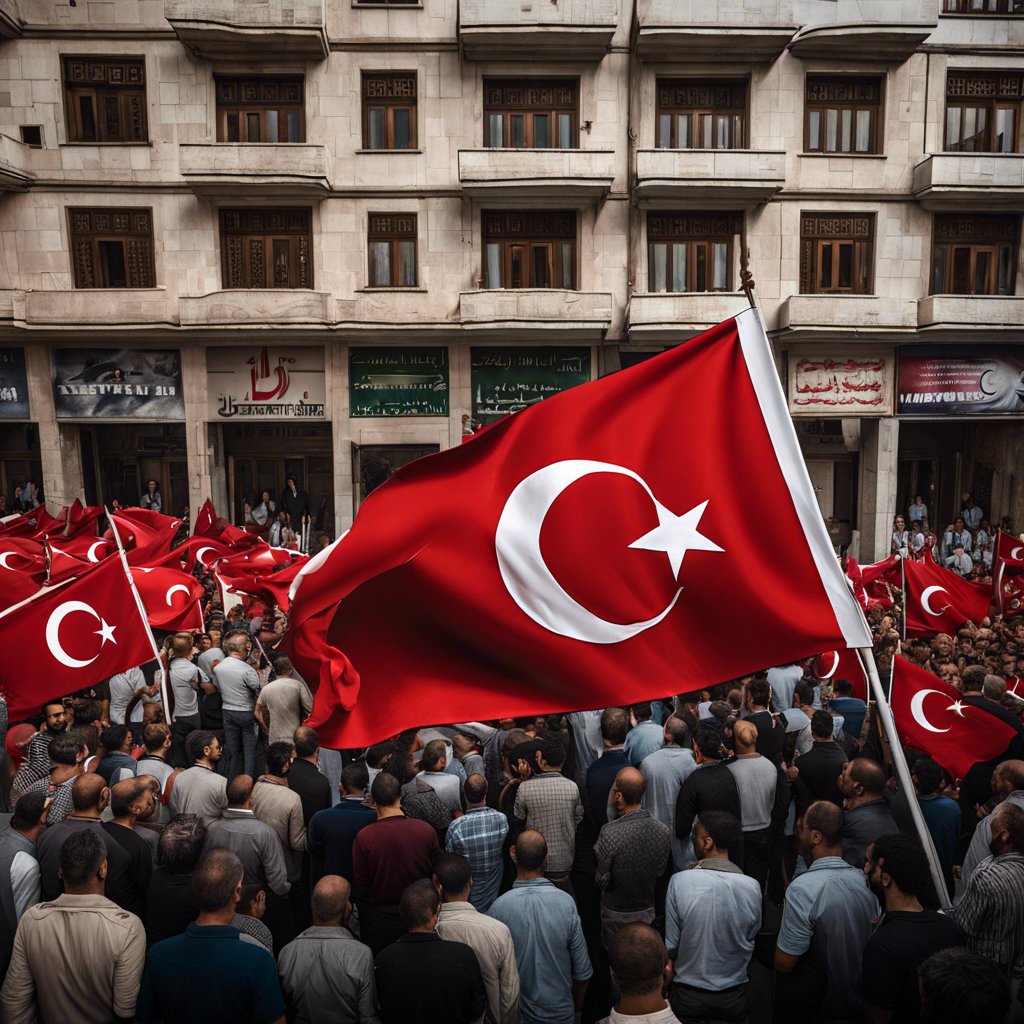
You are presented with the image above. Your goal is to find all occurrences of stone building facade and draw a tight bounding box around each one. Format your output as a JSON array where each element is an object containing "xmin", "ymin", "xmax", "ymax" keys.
[{"xmin": 0, "ymin": 0, "xmax": 1022, "ymax": 557}]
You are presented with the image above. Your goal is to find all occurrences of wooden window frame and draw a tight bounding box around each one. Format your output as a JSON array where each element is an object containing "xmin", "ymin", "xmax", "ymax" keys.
[
  {"xmin": 361, "ymin": 72, "xmax": 417, "ymax": 150},
  {"xmin": 803, "ymin": 75, "xmax": 883, "ymax": 155},
  {"xmin": 646, "ymin": 212, "xmax": 739, "ymax": 293},
  {"xmin": 799, "ymin": 213, "xmax": 874, "ymax": 295},
  {"xmin": 67, "ymin": 207, "xmax": 156, "ymax": 289},
  {"xmin": 215, "ymin": 75, "xmax": 305, "ymax": 143},
  {"xmin": 61, "ymin": 55, "xmax": 148, "ymax": 144},
  {"xmin": 931, "ymin": 214, "xmax": 1019, "ymax": 295},
  {"xmin": 481, "ymin": 210, "xmax": 577, "ymax": 290},
  {"xmin": 942, "ymin": 0, "xmax": 1024, "ymax": 12},
  {"xmin": 483, "ymin": 78, "xmax": 579, "ymax": 149},
  {"xmin": 219, "ymin": 208, "xmax": 313, "ymax": 290},
  {"xmin": 367, "ymin": 213, "xmax": 418, "ymax": 287},
  {"xmin": 654, "ymin": 79, "xmax": 748, "ymax": 150},
  {"xmin": 944, "ymin": 72, "xmax": 1023, "ymax": 153}
]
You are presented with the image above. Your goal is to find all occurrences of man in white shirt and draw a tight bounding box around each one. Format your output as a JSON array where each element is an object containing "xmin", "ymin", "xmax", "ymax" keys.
[
  {"xmin": 639, "ymin": 717, "xmax": 696, "ymax": 870},
  {"xmin": 417, "ymin": 738, "xmax": 462, "ymax": 814},
  {"xmin": 108, "ymin": 667, "xmax": 157, "ymax": 726},
  {"xmin": 767, "ymin": 663, "xmax": 803, "ymax": 715},
  {"xmin": 945, "ymin": 544, "xmax": 974, "ymax": 578}
]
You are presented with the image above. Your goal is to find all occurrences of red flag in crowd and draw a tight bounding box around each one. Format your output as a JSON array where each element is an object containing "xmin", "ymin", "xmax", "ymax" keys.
[
  {"xmin": 218, "ymin": 556, "xmax": 309, "ymax": 613},
  {"xmin": 0, "ymin": 555, "xmax": 155, "ymax": 721},
  {"xmin": 812, "ymin": 649, "xmax": 868, "ymax": 701},
  {"xmin": 54, "ymin": 500, "xmax": 104, "ymax": 539},
  {"xmin": 0, "ymin": 512, "xmax": 36, "ymax": 537},
  {"xmin": 148, "ymin": 535, "xmax": 235, "ymax": 572},
  {"xmin": 889, "ymin": 655, "xmax": 1017, "ymax": 778},
  {"xmin": 131, "ymin": 566, "xmax": 205, "ymax": 632},
  {"xmin": 193, "ymin": 499, "xmax": 218, "ymax": 537},
  {"xmin": 995, "ymin": 530, "xmax": 1024, "ymax": 616},
  {"xmin": 44, "ymin": 539, "xmax": 95, "ymax": 585},
  {"xmin": 109, "ymin": 508, "xmax": 182, "ymax": 564},
  {"xmin": 0, "ymin": 536, "xmax": 45, "ymax": 576},
  {"xmin": 286, "ymin": 309, "xmax": 872, "ymax": 747},
  {"xmin": 48, "ymin": 532, "xmax": 111, "ymax": 563},
  {"xmin": 904, "ymin": 552, "xmax": 991, "ymax": 637},
  {"xmin": 29, "ymin": 507, "xmax": 66, "ymax": 538}
]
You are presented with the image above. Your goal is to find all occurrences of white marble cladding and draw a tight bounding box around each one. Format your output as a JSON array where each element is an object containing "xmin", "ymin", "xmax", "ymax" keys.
[
  {"xmin": 459, "ymin": 0, "xmax": 616, "ymax": 29},
  {"xmin": 913, "ymin": 154, "xmax": 1024, "ymax": 209},
  {"xmin": 459, "ymin": 289, "xmax": 613, "ymax": 328},
  {"xmin": 634, "ymin": 149, "xmax": 786, "ymax": 205},
  {"xmin": 458, "ymin": 149, "xmax": 616, "ymax": 197},
  {"xmin": 179, "ymin": 143, "xmax": 332, "ymax": 197},
  {"xmin": 918, "ymin": 295, "xmax": 1024, "ymax": 332},
  {"xmin": 626, "ymin": 293, "xmax": 753, "ymax": 337},
  {"xmin": 164, "ymin": 0, "xmax": 324, "ymax": 29}
]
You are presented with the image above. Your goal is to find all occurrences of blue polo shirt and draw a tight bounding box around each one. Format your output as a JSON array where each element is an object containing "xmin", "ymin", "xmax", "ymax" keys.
[{"xmin": 136, "ymin": 923, "xmax": 285, "ymax": 1024}]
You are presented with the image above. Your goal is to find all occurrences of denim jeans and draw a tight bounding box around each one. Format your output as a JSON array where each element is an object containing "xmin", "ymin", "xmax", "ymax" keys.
[{"xmin": 222, "ymin": 709, "xmax": 258, "ymax": 778}]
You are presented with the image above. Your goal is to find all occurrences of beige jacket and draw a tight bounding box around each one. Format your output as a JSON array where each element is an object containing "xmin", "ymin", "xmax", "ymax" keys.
[
  {"xmin": 1, "ymin": 893, "xmax": 145, "ymax": 1024},
  {"xmin": 251, "ymin": 776, "xmax": 307, "ymax": 882},
  {"xmin": 436, "ymin": 900, "xmax": 520, "ymax": 1024}
]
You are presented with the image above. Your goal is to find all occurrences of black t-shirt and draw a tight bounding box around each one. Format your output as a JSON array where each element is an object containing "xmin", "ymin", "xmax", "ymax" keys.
[{"xmin": 860, "ymin": 909, "xmax": 964, "ymax": 1021}]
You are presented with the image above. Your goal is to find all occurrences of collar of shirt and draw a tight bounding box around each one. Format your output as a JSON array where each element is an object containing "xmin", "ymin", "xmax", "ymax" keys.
[
  {"xmin": 185, "ymin": 923, "xmax": 243, "ymax": 939},
  {"xmin": 53, "ymin": 893, "xmax": 118, "ymax": 910},
  {"xmin": 808, "ymin": 855, "xmax": 851, "ymax": 872},
  {"xmin": 342, "ymin": 796, "xmax": 366, "ymax": 804},
  {"xmin": 301, "ymin": 925, "xmax": 356, "ymax": 940},
  {"xmin": 399, "ymin": 932, "xmax": 441, "ymax": 943},
  {"xmin": 694, "ymin": 858, "xmax": 743, "ymax": 874},
  {"xmin": 511, "ymin": 877, "xmax": 555, "ymax": 890},
  {"xmin": 223, "ymin": 808, "xmax": 255, "ymax": 818},
  {"xmin": 258, "ymin": 776, "xmax": 288, "ymax": 788},
  {"xmin": 439, "ymin": 901, "xmax": 479, "ymax": 918}
]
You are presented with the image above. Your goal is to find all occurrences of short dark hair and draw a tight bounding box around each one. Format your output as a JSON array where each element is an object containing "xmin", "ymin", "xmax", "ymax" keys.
[
  {"xmin": 793, "ymin": 682, "xmax": 815, "ymax": 707},
  {"xmin": 72, "ymin": 699, "xmax": 103, "ymax": 725},
  {"xmin": 514, "ymin": 830, "xmax": 547, "ymax": 872},
  {"xmin": 293, "ymin": 726, "xmax": 319, "ymax": 759},
  {"xmin": 630, "ymin": 702, "xmax": 652, "ymax": 722},
  {"xmin": 697, "ymin": 811, "xmax": 742, "ymax": 855},
  {"xmin": 49, "ymin": 732, "xmax": 86, "ymax": 767},
  {"xmin": 536, "ymin": 735, "xmax": 565, "ymax": 768},
  {"xmin": 833, "ymin": 678, "xmax": 853, "ymax": 696},
  {"xmin": 266, "ymin": 741, "xmax": 293, "ymax": 776},
  {"xmin": 609, "ymin": 923, "xmax": 667, "ymax": 997},
  {"xmin": 226, "ymin": 775, "xmax": 253, "ymax": 806},
  {"xmin": 810, "ymin": 710, "xmax": 834, "ymax": 740},
  {"xmin": 340, "ymin": 761, "xmax": 368, "ymax": 795},
  {"xmin": 366, "ymin": 742, "xmax": 392, "ymax": 769},
  {"xmin": 143, "ymin": 723, "xmax": 171, "ymax": 752},
  {"xmin": 869, "ymin": 834, "xmax": 931, "ymax": 898},
  {"xmin": 371, "ymin": 770, "xmax": 401, "ymax": 808},
  {"xmin": 100, "ymin": 723, "xmax": 131, "ymax": 752},
  {"xmin": 747, "ymin": 678, "xmax": 771, "ymax": 708},
  {"xmin": 433, "ymin": 852, "xmax": 472, "ymax": 894},
  {"xmin": 42, "ymin": 701, "xmax": 64, "ymax": 717},
  {"xmin": 804, "ymin": 800, "xmax": 844, "ymax": 846},
  {"xmin": 694, "ymin": 726, "xmax": 723, "ymax": 760},
  {"xmin": 11, "ymin": 790, "xmax": 47, "ymax": 830},
  {"xmin": 236, "ymin": 882, "xmax": 263, "ymax": 917},
  {"xmin": 421, "ymin": 739, "xmax": 447, "ymax": 773},
  {"xmin": 399, "ymin": 878, "xmax": 440, "ymax": 929},
  {"xmin": 186, "ymin": 731, "xmax": 216, "ymax": 764},
  {"xmin": 919, "ymin": 949, "xmax": 1010, "ymax": 1023},
  {"xmin": 59, "ymin": 829, "xmax": 106, "ymax": 889},
  {"xmin": 848, "ymin": 757, "xmax": 887, "ymax": 796},
  {"xmin": 464, "ymin": 773, "xmax": 487, "ymax": 805},
  {"xmin": 600, "ymin": 707, "xmax": 629, "ymax": 746},
  {"xmin": 961, "ymin": 665, "xmax": 986, "ymax": 693},
  {"xmin": 193, "ymin": 848, "xmax": 243, "ymax": 913},
  {"xmin": 912, "ymin": 757, "xmax": 945, "ymax": 797},
  {"xmin": 157, "ymin": 814, "xmax": 207, "ymax": 873}
]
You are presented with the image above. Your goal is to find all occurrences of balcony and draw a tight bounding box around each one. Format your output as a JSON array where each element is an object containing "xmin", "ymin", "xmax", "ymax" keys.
[
  {"xmin": 179, "ymin": 289, "xmax": 332, "ymax": 327},
  {"xmin": 776, "ymin": 295, "xmax": 917, "ymax": 339},
  {"xmin": 335, "ymin": 292, "xmax": 449, "ymax": 338},
  {"xmin": 635, "ymin": 0, "xmax": 795, "ymax": 61},
  {"xmin": 179, "ymin": 144, "xmax": 331, "ymax": 201},
  {"xmin": 787, "ymin": 0, "xmax": 938, "ymax": 60},
  {"xmin": 0, "ymin": 134, "xmax": 32, "ymax": 192},
  {"xmin": 635, "ymin": 149, "xmax": 786, "ymax": 208},
  {"xmin": 912, "ymin": 153, "xmax": 1024, "ymax": 211},
  {"xmin": 458, "ymin": 0, "xmax": 617, "ymax": 61},
  {"xmin": 22, "ymin": 290, "xmax": 173, "ymax": 328},
  {"xmin": 163, "ymin": 0, "xmax": 328, "ymax": 61},
  {"xmin": 626, "ymin": 292, "xmax": 752, "ymax": 341},
  {"xmin": 459, "ymin": 289, "xmax": 613, "ymax": 339},
  {"xmin": 458, "ymin": 149, "xmax": 616, "ymax": 203},
  {"xmin": 0, "ymin": 0, "xmax": 21, "ymax": 38},
  {"xmin": 918, "ymin": 295, "xmax": 1024, "ymax": 336}
]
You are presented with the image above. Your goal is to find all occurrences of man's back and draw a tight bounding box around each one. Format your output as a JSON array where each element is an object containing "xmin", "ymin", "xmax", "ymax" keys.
[
  {"xmin": 830, "ymin": 697, "xmax": 867, "ymax": 740},
  {"xmin": 250, "ymin": 779, "xmax": 306, "ymax": 880},
  {"xmin": 352, "ymin": 816, "xmax": 440, "ymax": 909},
  {"xmin": 513, "ymin": 772, "xmax": 583, "ymax": 875},
  {"xmin": 793, "ymin": 741, "xmax": 848, "ymax": 816},
  {"xmin": 170, "ymin": 765, "xmax": 227, "ymax": 824},
  {"xmin": 206, "ymin": 811, "xmax": 290, "ymax": 895},
  {"xmin": 213, "ymin": 657, "xmax": 260, "ymax": 712},
  {"xmin": 674, "ymin": 761, "xmax": 741, "ymax": 842},
  {"xmin": 623, "ymin": 721, "xmax": 663, "ymax": 767},
  {"xmin": 308, "ymin": 799, "xmax": 376, "ymax": 883},
  {"xmin": 727, "ymin": 756, "xmax": 778, "ymax": 832},
  {"xmin": 640, "ymin": 746, "xmax": 696, "ymax": 868},
  {"xmin": 287, "ymin": 759, "xmax": 332, "ymax": 827},
  {"xmin": 586, "ymin": 750, "xmax": 630, "ymax": 827},
  {"xmin": 375, "ymin": 932, "xmax": 485, "ymax": 1024},
  {"xmin": 842, "ymin": 799, "xmax": 900, "ymax": 868},
  {"xmin": 445, "ymin": 807, "xmax": 508, "ymax": 913},
  {"xmin": 136, "ymin": 922, "xmax": 286, "ymax": 1024},
  {"xmin": 277, "ymin": 925, "xmax": 378, "ymax": 1024},
  {"xmin": 2, "ymin": 894, "xmax": 146, "ymax": 1024},
  {"xmin": 595, "ymin": 809, "xmax": 671, "ymax": 912},
  {"xmin": 0, "ymin": 827, "xmax": 37, "ymax": 976},
  {"xmin": 256, "ymin": 678, "xmax": 312, "ymax": 744}
]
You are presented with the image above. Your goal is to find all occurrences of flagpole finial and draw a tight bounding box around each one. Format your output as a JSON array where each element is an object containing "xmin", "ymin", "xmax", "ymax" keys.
[{"xmin": 740, "ymin": 245, "xmax": 756, "ymax": 310}]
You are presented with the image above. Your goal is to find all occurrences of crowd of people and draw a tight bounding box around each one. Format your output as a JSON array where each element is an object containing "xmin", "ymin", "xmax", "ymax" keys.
[{"xmin": 0, "ymin": 514, "xmax": 1022, "ymax": 1023}]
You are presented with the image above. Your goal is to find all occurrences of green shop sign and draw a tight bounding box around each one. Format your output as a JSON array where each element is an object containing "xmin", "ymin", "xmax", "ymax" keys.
[
  {"xmin": 349, "ymin": 347, "xmax": 449, "ymax": 417},
  {"xmin": 472, "ymin": 346, "xmax": 592, "ymax": 424}
]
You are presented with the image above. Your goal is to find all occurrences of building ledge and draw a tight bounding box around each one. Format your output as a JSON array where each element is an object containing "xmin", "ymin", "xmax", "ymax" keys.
[
  {"xmin": 634, "ymin": 149, "xmax": 785, "ymax": 208},
  {"xmin": 459, "ymin": 289, "xmax": 612, "ymax": 339},
  {"xmin": 0, "ymin": 0, "xmax": 21, "ymax": 38},
  {"xmin": 626, "ymin": 292, "xmax": 752, "ymax": 341},
  {"xmin": 458, "ymin": 0, "xmax": 616, "ymax": 61},
  {"xmin": 458, "ymin": 149, "xmax": 615, "ymax": 202},
  {"xmin": 0, "ymin": 135, "xmax": 34, "ymax": 192},
  {"xmin": 776, "ymin": 294, "xmax": 917, "ymax": 339},
  {"xmin": 787, "ymin": 20, "xmax": 936, "ymax": 60},
  {"xmin": 918, "ymin": 294, "xmax": 1024, "ymax": 335},
  {"xmin": 179, "ymin": 143, "xmax": 331, "ymax": 200},
  {"xmin": 912, "ymin": 153, "xmax": 1024, "ymax": 211},
  {"xmin": 164, "ymin": 0, "xmax": 328, "ymax": 61},
  {"xmin": 179, "ymin": 289, "xmax": 332, "ymax": 327},
  {"xmin": 22, "ymin": 289, "xmax": 173, "ymax": 328}
]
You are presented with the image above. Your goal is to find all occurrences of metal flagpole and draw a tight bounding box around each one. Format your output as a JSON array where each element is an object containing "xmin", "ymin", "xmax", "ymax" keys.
[
  {"xmin": 106, "ymin": 509, "xmax": 173, "ymax": 723},
  {"xmin": 856, "ymin": 645, "xmax": 951, "ymax": 909}
]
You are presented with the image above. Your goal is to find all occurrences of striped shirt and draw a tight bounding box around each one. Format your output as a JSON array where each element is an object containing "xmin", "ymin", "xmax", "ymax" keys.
[
  {"xmin": 949, "ymin": 852, "xmax": 1024, "ymax": 976},
  {"xmin": 445, "ymin": 807, "xmax": 508, "ymax": 913}
]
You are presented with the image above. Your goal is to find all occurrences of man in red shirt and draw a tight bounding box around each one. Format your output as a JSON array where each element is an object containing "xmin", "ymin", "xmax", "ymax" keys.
[{"xmin": 352, "ymin": 770, "xmax": 440, "ymax": 954}]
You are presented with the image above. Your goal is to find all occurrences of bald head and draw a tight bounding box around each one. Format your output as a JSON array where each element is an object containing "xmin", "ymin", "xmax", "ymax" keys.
[
  {"xmin": 71, "ymin": 773, "xmax": 108, "ymax": 813},
  {"xmin": 994, "ymin": 760, "xmax": 1024, "ymax": 793},
  {"xmin": 513, "ymin": 830, "xmax": 548, "ymax": 875},
  {"xmin": 846, "ymin": 757, "xmax": 887, "ymax": 797},
  {"xmin": 310, "ymin": 875, "xmax": 351, "ymax": 926},
  {"xmin": 732, "ymin": 719, "xmax": 758, "ymax": 754},
  {"xmin": 613, "ymin": 767, "xmax": 645, "ymax": 809}
]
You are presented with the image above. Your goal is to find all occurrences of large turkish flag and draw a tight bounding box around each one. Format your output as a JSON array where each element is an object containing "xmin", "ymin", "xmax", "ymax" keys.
[
  {"xmin": 890, "ymin": 656, "xmax": 1016, "ymax": 779},
  {"xmin": 904, "ymin": 551, "xmax": 991, "ymax": 637},
  {"xmin": 131, "ymin": 566, "xmax": 205, "ymax": 632},
  {"xmin": 0, "ymin": 555, "xmax": 154, "ymax": 720},
  {"xmin": 287, "ymin": 310, "xmax": 871, "ymax": 747}
]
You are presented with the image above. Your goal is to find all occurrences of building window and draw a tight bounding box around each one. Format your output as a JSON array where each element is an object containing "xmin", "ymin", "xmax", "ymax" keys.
[
  {"xmin": 368, "ymin": 213, "xmax": 417, "ymax": 287},
  {"xmin": 355, "ymin": 0, "xmax": 417, "ymax": 4},
  {"xmin": 482, "ymin": 211, "xmax": 576, "ymax": 289},
  {"xmin": 942, "ymin": 0, "xmax": 1024, "ymax": 11},
  {"xmin": 932, "ymin": 214, "xmax": 1018, "ymax": 294},
  {"xmin": 945, "ymin": 72, "xmax": 1023, "ymax": 152},
  {"xmin": 68, "ymin": 207, "xmax": 155, "ymax": 288},
  {"xmin": 805, "ymin": 77, "xmax": 882, "ymax": 154},
  {"xmin": 220, "ymin": 209, "xmax": 312, "ymax": 289},
  {"xmin": 216, "ymin": 76, "xmax": 304, "ymax": 143},
  {"xmin": 647, "ymin": 212, "xmax": 738, "ymax": 292},
  {"xmin": 362, "ymin": 72, "xmax": 417, "ymax": 150},
  {"xmin": 799, "ymin": 213, "xmax": 874, "ymax": 294},
  {"xmin": 62, "ymin": 56, "xmax": 147, "ymax": 143},
  {"xmin": 655, "ymin": 79, "xmax": 747, "ymax": 149},
  {"xmin": 483, "ymin": 79, "xmax": 578, "ymax": 149}
]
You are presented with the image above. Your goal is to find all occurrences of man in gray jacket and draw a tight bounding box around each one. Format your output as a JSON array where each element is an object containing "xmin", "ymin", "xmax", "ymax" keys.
[
  {"xmin": 213, "ymin": 633, "xmax": 262, "ymax": 778},
  {"xmin": 0, "ymin": 791, "xmax": 45, "ymax": 977}
]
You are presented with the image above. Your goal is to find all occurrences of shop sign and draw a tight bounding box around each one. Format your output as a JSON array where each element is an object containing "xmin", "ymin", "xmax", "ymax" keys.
[
  {"xmin": 898, "ymin": 347, "xmax": 1024, "ymax": 416},
  {"xmin": 788, "ymin": 351, "xmax": 894, "ymax": 417},
  {"xmin": 208, "ymin": 346, "xmax": 326, "ymax": 420},
  {"xmin": 349, "ymin": 347, "xmax": 448, "ymax": 417},
  {"xmin": 471, "ymin": 346, "xmax": 592, "ymax": 425},
  {"xmin": 0, "ymin": 349, "xmax": 29, "ymax": 419},
  {"xmin": 53, "ymin": 348, "xmax": 184, "ymax": 420}
]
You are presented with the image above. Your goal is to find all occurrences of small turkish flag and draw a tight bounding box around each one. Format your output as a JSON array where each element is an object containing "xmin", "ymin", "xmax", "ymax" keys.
[
  {"xmin": 193, "ymin": 499, "xmax": 218, "ymax": 538},
  {"xmin": 286, "ymin": 310, "xmax": 871, "ymax": 747},
  {"xmin": 131, "ymin": 566, "xmax": 205, "ymax": 632},
  {"xmin": 905, "ymin": 552, "xmax": 990, "ymax": 637},
  {"xmin": 110, "ymin": 509, "xmax": 182, "ymax": 564},
  {"xmin": 0, "ymin": 555, "xmax": 154, "ymax": 721},
  {"xmin": 813, "ymin": 648, "xmax": 868, "ymax": 701},
  {"xmin": 219, "ymin": 556, "xmax": 309, "ymax": 613},
  {"xmin": 149, "ymin": 536, "xmax": 234, "ymax": 572},
  {"xmin": 890, "ymin": 655, "xmax": 1017, "ymax": 779}
]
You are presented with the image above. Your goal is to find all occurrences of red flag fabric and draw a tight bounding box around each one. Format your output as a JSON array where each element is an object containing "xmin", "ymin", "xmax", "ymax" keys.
[
  {"xmin": 0, "ymin": 512, "xmax": 36, "ymax": 537},
  {"xmin": 53, "ymin": 500, "xmax": 104, "ymax": 539},
  {"xmin": 109, "ymin": 509, "xmax": 182, "ymax": 564},
  {"xmin": 44, "ymin": 539, "xmax": 94, "ymax": 585},
  {"xmin": 0, "ymin": 537, "xmax": 45, "ymax": 576},
  {"xmin": 0, "ymin": 555, "xmax": 155, "ymax": 721},
  {"xmin": 905, "ymin": 553, "xmax": 991, "ymax": 637},
  {"xmin": 890, "ymin": 655, "xmax": 1017, "ymax": 778},
  {"xmin": 131, "ymin": 567, "xmax": 205, "ymax": 632},
  {"xmin": 812, "ymin": 648, "xmax": 868, "ymax": 701},
  {"xmin": 46, "ymin": 533, "xmax": 111, "ymax": 564},
  {"xmin": 148, "ymin": 536, "xmax": 235, "ymax": 571},
  {"xmin": 219, "ymin": 556, "xmax": 309, "ymax": 613},
  {"xmin": 286, "ymin": 309, "xmax": 871, "ymax": 747},
  {"xmin": 995, "ymin": 531, "xmax": 1024, "ymax": 614},
  {"xmin": 193, "ymin": 499, "xmax": 217, "ymax": 538}
]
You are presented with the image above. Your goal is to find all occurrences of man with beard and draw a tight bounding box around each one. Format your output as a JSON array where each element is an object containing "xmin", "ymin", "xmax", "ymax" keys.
[{"xmin": 10, "ymin": 703, "xmax": 67, "ymax": 803}]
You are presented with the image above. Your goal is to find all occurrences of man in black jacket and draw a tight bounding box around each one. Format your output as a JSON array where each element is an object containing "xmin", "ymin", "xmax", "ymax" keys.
[
  {"xmin": 744, "ymin": 677, "xmax": 785, "ymax": 767},
  {"xmin": 675, "ymin": 727, "xmax": 741, "ymax": 863},
  {"xmin": 792, "ymin": 710, "xmax": 849, "ymax": 818}
]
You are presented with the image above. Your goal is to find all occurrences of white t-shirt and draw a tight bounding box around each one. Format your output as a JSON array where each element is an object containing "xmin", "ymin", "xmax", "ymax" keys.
[{"xmin": 108, "ymin": 668, "xmax": 146, "ymax": 724}]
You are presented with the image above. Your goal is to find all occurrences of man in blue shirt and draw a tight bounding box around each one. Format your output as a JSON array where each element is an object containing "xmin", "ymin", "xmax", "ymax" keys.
[
  {"xmin": 829, "ymin": 678, "xmax": 867, "ymax": 742},
  {"xmin": 308, "ymin": 762, "xmax": 376, "ymax": 884},
  {"xmin": 489, "ymin": 830, "xmax": 592, "ymax": 1024},
  {"xmin": 136, "ymin": 847, "xmax": 286, "ymax": 1024},
  {"xmin": 911, "ymin": 756, "xmax": 961, "ymax": 893},
  {"xmin": 623, "ymin": 703, "xmax": 664, "ymax": 767},
  {"xmin": 445, "ymin": 773, "xmax": 508, "ymax": 913}
]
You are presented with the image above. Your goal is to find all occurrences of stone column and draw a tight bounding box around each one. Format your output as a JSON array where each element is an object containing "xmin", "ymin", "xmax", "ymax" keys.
[
  {"xmin": 180, "ymin": 345, "xmax": 214, "ymax": 524},
  {"xmin": 25, "ymin": 344, "xmax": 83, "ymax": 510},
  {"xmin": 328, "ymin": 339, "xmax": 351, "ymax": 536},
  {"xmin": 859, "ymin": 417, "xmax": 900, "ymax": 562}
]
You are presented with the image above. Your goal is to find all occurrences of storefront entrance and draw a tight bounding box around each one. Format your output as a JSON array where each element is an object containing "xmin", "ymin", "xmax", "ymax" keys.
[
  {"xmin": 352, "ymin": 443, "xmax": 438, "ymax": 515},
  {"xmin": 0, "ymin": 424, "xmax": 42, "ymax": 512}
]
